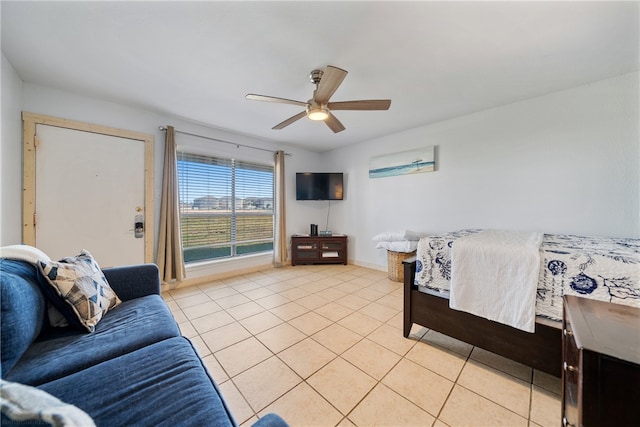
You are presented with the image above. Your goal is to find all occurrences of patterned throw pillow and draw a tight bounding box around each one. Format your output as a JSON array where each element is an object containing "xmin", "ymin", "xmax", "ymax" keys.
[{"xmin": 38, "ymin": 250, "xmax": 121, "ymax": 332}]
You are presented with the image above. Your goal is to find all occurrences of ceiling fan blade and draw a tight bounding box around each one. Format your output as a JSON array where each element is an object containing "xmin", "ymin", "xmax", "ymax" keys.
[
  {"xmin": 324, "ymin": 113, "xmax": 346, "ymax": 133},
  {"xmin": 314, "ymin": 66, "xmax": 348, "ymax": 104},
  {"xmin": 272, "ymin": 111, "xmax": 307, "ymax": 130},
  {"xmin": 328, "ymin": 100, "xmax": 391, "ymax": 111},
  {"xmin": 246, "ymin": 94, "xmax": 307, "ymax": 107}
]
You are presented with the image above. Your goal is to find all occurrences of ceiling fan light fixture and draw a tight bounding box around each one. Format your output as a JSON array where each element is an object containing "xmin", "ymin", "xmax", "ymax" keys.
[{"xmin": 307, "ymin": 106, "xmax": 329, "ymax": 121}]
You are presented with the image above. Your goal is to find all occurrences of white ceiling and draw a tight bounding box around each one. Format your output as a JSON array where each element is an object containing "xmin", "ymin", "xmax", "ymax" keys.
[{"xmin": 2, "ymin": 1, "xmax": 638, "ymax": 152}]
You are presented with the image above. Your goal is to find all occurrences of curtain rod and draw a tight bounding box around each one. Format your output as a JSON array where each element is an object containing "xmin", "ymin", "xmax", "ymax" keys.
[{"xmin": 159, "ymin": 126, "xmax": 291, "ymax": 156}]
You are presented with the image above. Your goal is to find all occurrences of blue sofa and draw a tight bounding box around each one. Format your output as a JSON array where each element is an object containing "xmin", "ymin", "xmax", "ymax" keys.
[{"xmin": 0, "ymin": 258, "xmax": 287, "ymax": 427}]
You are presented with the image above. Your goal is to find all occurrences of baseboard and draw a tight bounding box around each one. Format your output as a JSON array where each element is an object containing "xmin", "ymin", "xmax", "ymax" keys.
[{"xmin": 166, "ymin": 262, "xmax": 274, "ymax": 290}]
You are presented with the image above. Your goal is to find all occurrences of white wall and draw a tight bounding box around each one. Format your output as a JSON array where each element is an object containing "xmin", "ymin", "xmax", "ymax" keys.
[
  {"xmin": 325, "ymin": 72, "xmax": 640, "ymax": 270},
  {"xmin": 1, "ymin": 53, "xmax": 24, "ymax": 245}
]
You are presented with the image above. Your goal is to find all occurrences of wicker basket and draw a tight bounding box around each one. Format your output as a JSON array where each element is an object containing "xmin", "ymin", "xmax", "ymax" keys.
[{"xmin": 387, "ymin": 250, "xmax": 416, "ymax": 282}]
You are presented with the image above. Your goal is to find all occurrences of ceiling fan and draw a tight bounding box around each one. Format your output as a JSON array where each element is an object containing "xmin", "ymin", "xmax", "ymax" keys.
[{"xmin": 246, "ymin": 65, "xmax": 391, "ymax": 133}]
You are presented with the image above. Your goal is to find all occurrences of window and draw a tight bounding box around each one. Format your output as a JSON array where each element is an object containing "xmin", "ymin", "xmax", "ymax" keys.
[{"xmin": 177, "ymin": 151, "xmax": 274, "ymax": 263}]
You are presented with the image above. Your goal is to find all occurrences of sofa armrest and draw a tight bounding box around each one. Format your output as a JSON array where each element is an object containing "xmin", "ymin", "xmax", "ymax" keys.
[{"xmin": 102, "ymin": 264, "xmax": 161, "ymax": 301}]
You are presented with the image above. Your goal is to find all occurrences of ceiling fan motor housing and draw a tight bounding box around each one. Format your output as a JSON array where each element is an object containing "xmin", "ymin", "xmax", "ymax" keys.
[{"xmin": 310, "ymin": 69, "xmax": 324, "ymax": 85}]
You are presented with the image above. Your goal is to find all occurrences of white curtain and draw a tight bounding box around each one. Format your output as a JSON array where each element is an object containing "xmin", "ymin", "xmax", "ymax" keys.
[
  {"xmin": 157, "ymin": 125, "xmax": 186, "ymax": 283},
  {"xmin": 273, "ymin": 150, "xmax": 287, "ymax": 267}
]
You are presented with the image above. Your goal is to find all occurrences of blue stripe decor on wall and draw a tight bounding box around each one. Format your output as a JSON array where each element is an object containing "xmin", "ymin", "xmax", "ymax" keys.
[{"xmin": 369, "ymin": 146, "xmax": 436, "ymax": 178}]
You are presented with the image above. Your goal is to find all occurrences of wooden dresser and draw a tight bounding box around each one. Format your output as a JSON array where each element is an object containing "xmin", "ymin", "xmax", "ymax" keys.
[{"xmin": 562, "ymin": 295, "xmax": 640, "ymax": 427}]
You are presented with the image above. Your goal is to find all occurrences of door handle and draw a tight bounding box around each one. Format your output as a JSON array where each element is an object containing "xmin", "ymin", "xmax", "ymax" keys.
[{"xmin": 134, "ymin": 214, "xmax": 144, "ymax": 238}]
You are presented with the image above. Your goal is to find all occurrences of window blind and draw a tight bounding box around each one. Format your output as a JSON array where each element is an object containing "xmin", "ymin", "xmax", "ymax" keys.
[{"xmin": 177, "ymin": 152, "xmax": 274, "ymax": 263}]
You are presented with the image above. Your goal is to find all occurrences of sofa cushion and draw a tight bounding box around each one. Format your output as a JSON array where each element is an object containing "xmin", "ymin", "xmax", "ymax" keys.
[
  {"xmin": 0, "ymin": 260, "xmax": 47, "ymax": 375},
  {"xmin": 38, "ymin": 337, "xmax": 237, "ymax": 427},
  {"xmin": 4, "ymin": 295, "xmax": 181, "ymax": 386},
  {"xmin": 38, "ymin": 250, "xmax": 121, "ymax": 332},
  {"xmin": 0, "ymin": 379, "xmax": 95, "ymax": 427}
]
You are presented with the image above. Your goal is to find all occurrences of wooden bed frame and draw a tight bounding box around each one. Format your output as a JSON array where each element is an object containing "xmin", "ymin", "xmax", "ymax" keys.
[{"xmin": 402, "ymin": 258, "xmax": 562, "ymax": 377}]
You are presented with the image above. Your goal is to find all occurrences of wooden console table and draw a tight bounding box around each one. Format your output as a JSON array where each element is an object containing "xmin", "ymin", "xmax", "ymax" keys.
[{"xmin": 291, "ymin": 235, "xmax": 347, "ymax": 266}]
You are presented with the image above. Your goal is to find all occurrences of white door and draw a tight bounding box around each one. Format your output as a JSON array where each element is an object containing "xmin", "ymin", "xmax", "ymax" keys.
[{"xmin": 33, "ymin": 124, "xmax": 147, "ymax": 267}]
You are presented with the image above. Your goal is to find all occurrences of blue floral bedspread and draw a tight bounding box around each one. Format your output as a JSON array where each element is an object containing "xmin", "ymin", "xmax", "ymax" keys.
[{"xmin": 415, "ymin": 230, "xmax": 640, "ymax": 321}]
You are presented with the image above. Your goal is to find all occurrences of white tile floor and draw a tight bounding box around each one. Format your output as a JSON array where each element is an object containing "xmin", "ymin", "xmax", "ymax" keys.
[{"xmin": 162, "ymin": 264, "xmax": 561, "ymax": 427}]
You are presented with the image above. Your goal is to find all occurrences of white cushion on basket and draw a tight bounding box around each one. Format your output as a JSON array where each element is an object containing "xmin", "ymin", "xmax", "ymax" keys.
[
  {"xmin": 375, "ymin": 241, "xmax": 419, "ymax": 253},
  {"xmin": 372, "ymin": 230, "xmax": 424, "ymax": 243}
]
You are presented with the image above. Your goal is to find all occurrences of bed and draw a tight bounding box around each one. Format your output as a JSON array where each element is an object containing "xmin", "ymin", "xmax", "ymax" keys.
[{"xmin": 403, "ymin": 230, "xmax": 640, "ymax": 377}]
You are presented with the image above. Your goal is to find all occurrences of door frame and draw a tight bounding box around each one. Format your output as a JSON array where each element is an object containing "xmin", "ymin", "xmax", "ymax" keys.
[{"xmin": 22, "ymin": 112, "xmax": 154, "ymax": 263}]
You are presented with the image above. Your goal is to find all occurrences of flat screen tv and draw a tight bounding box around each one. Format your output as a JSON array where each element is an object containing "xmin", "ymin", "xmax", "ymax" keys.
[{"xmin": 296, "ymin": 172, "xmax": 344, "ymax": 200}]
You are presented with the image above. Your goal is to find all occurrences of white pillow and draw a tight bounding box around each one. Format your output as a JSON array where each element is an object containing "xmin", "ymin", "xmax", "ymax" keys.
[
  {"xmin": 371, "ymin": 230, "xmax": 424, "ymax": 242},
  {"xmin": 375, "ymin": 241, "xmax": 419, "ymax": 253},
  {"xmin": 0, "ymin": 245, "xmax": 51, "ymax": 264},
  {"xmin": 0, "ymin": 379, "xmax": 96, "ymax": 426}
]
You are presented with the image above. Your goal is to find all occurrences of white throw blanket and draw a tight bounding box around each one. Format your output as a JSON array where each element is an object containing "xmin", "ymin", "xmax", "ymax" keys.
[
  {"xmin": 1, "ymin": 379, "xmax": 96, "ymax": 427},
  {"xmin": 449, "ymin": 229, "xmax": 543, "ymax": 333}
]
